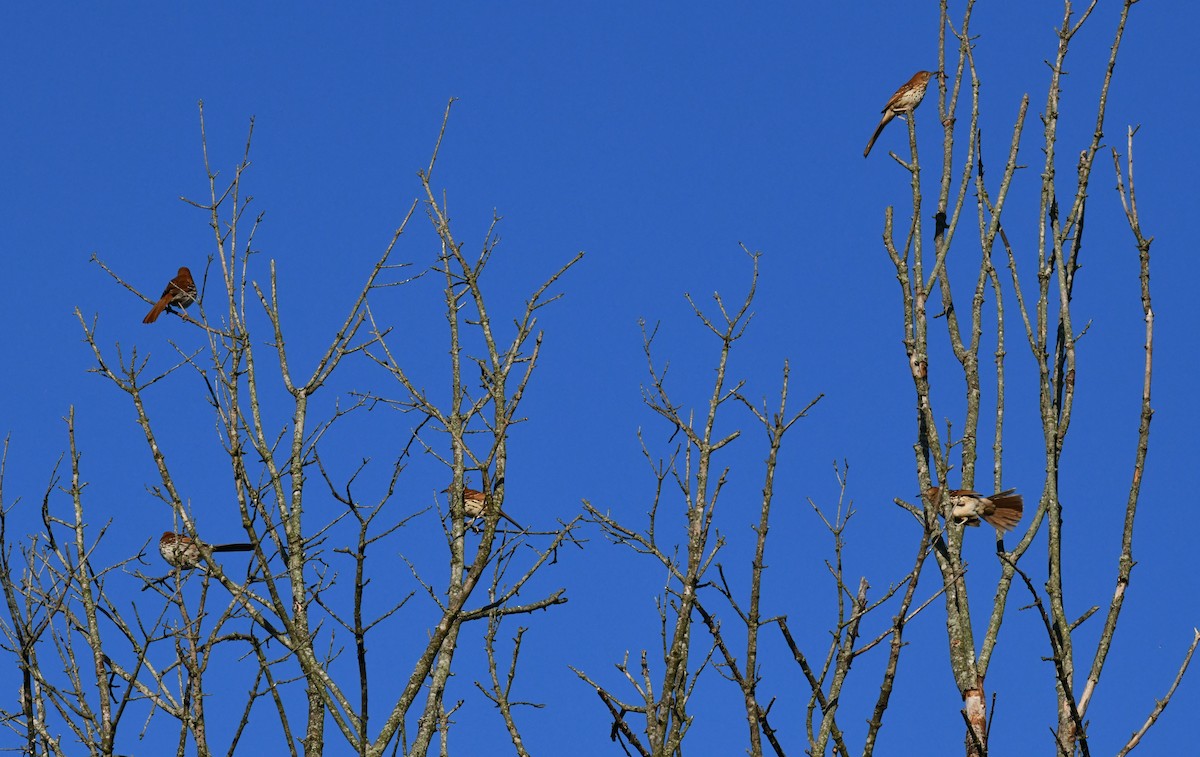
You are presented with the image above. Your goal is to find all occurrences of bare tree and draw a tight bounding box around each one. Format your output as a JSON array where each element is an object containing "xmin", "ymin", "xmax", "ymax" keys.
[
  {"xmin": 355, "ymin": 100, "xmax": 585, "ymax": 755},
  {"xmin": 573, "ymin": 2, "xmax": 1194, "ymax": 756},
  {"xmin": 880, "ymin": 1, "xmax": 1194, "ymax": 755},
  {"xmin": 0, "ymin": 101, "xmax": 581, "ymax": 757},
  {"xmin": 1, "ymin": 5, "xmax": 1193, "ymax": 757},
  {"xmin": 576, "ymin": 250, "xmax": 817, "ymax": 756}
]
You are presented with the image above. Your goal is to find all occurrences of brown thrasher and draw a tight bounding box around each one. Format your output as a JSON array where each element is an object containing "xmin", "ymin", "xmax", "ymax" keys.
[
  {"xmin": 445, "ymin": 486, "xmax": 524, "ymax": 529},
  {"xmin": 143, "ymin": 266, "xmax": 197, "ymax": 324},
  {"xmin": 863, "ymin": 70, "xmax": 940, "ymax": 158},
  {"xmin": 159, "ymin": 531, "xmax": 254, "ymax": 569},
  {"xmin": 924, "ymin": 487, "xmax": 1024, "ymax": 533}
]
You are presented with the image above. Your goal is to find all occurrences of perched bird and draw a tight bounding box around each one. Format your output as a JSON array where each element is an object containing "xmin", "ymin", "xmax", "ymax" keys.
[
  {"xmin": 863, "ymin": 70, "xmax": 940, "ymax": 158},
  {"xmin": 445, "ymin": 486, "xmax": 524, "ymax": 530},
  {"xmin": 159, "ymin": 531, "xmax": 254, "ymax": 569},
  {"xmin": 924, "ymin": 487, "xmax": 1024, "ymax": 533},
  {"xmin": 143, "ymin": 266, "xmax": 197, "ymax": 324}
]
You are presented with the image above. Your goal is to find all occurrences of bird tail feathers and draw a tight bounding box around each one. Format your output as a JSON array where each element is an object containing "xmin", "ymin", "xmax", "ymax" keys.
[
  {"xmin": 211, "ymin": 543, "xmax": 255, "ymax": 553},
  {"xmin": 143, "ymin": 296, "xmax": 170, "ymax": 324},
  {"xmin": 982, "ymin": 490, "xmax": 1023, "ymax": 533},
  {"xmin": 863, "ymin": 111, "xmax": 896, "ymax": 158}
]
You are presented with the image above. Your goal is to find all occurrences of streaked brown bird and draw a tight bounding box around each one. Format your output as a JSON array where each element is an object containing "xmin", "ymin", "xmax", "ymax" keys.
[
  {"xmin": 863, "ymin": 70, "xmax": 940, "ymax": 158},
  {"xmin": 143, "ymin": 266, "xmax": 197, "ymax": 324},
  {"xmin": 159, "ymin": 531, "xmax": 254, "ymax": 569},
  {"xmin": 446, "ymin": 486, "xmax": 524, "ymax": 530},
  {"xmin": 924, "ymin": 487, "xmax": 1024, "ymax": 533}
]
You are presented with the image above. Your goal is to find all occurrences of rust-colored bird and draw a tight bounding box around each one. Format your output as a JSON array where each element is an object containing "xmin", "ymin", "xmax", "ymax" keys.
[
  {"xmin": 863, "ymin": 70, "xmax": 940, "ymax": 158},
  {"xmin": 924, "ymin": 487, "xmax": 1024, "ymax": 533},
  {"xmin": 446, "ymin": 486, "xmax": 524, "ymax": 529},
  {"xmin": 143, "ymin": 266, "xmax": 197, "ymax": 324},
  {"xmin": 159, "ymin": 531, "xmax": 254, "ymax": 569}
]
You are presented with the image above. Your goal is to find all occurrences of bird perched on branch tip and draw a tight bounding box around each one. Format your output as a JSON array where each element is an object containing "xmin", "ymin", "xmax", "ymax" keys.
[{"xmin": 864, "ymin": 70, "xmax": 941, "ymax": 158}]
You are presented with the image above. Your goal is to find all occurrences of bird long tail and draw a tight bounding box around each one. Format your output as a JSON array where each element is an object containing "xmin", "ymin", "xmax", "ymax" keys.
[
  {"xmin": 982, "ymin": 490, "xmax": 1023, "ymax": 533},
  {"xmin": 498, "ymin": 511, "xmax": 525, "ymax": 530},
  {"xmin": 863, "ymin": 112, "xmax": 894, "ymax": 158},
  {"xmin": 211, "ymin": 543, "xmax": 255, "ymax": 552},
  {"xmin": 143, "ymin": 295, "xmax": 171, "ymax": 324}
]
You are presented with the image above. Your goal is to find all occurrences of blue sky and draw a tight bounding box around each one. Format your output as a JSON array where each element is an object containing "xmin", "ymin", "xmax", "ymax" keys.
[{"xmin": 2, "ymin": 3, "xmax": 1197, "ymax": 754}]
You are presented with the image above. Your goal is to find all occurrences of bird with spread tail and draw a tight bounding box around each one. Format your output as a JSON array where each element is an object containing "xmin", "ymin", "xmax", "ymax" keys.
[
  {"xmin": 444, "ymin": 486, "xmax": 524, "ymax": 530},
  {"xmin": 863, "ymin": 70, "xmax": 940, "ymax": 158},
  {"xmin": 159, "ymin": 531, "xmax": 254, "ymax": 569},
  {"xmin": 143, "ymin": 266, "xmax": 197, "ymax": 324},
  {"xmin": 924, "ymin": 487, "xmax": 1024, "ymax": 533}
]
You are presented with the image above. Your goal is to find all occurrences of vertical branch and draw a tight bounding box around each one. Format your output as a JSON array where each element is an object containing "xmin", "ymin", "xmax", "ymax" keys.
[
  {"xmin": 362, "ymin": 100, "xmax": 578, "ymax": 755},
  {"xmin": 0, "ymin": 438, "xmax": 57, "ymax": 756},
  {"xmin": 1077, "ymin": 126, "xmax": 1154, "ymax": 716},
  {"xmin": 737, "ymin": 368, "xmax": 815, "ymax": 754},
  {"xmin": 578, "ymin": 250, "xmax": 759, "ymax": 754},
  {"xmin": 970, "ymin": 60, "xmax": 1033, "ymax": 679},
  {"xmin": 1037, "ymin": 2, "xmax": 1123, "ymax": 748},
  {"xmin": 812, "ymin": 579, "xmax": 868, "ymax": 757},
  {"xmin": 62, "ymin": 409, "xmax": 118, "ymax": 755},
  {"xmin": 861, "ymin": 520, "xmax": 934, "ymax": 757},
  {"xmin": 700, "ymin": 371, "xmax": 820, "ymax": 756}
]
